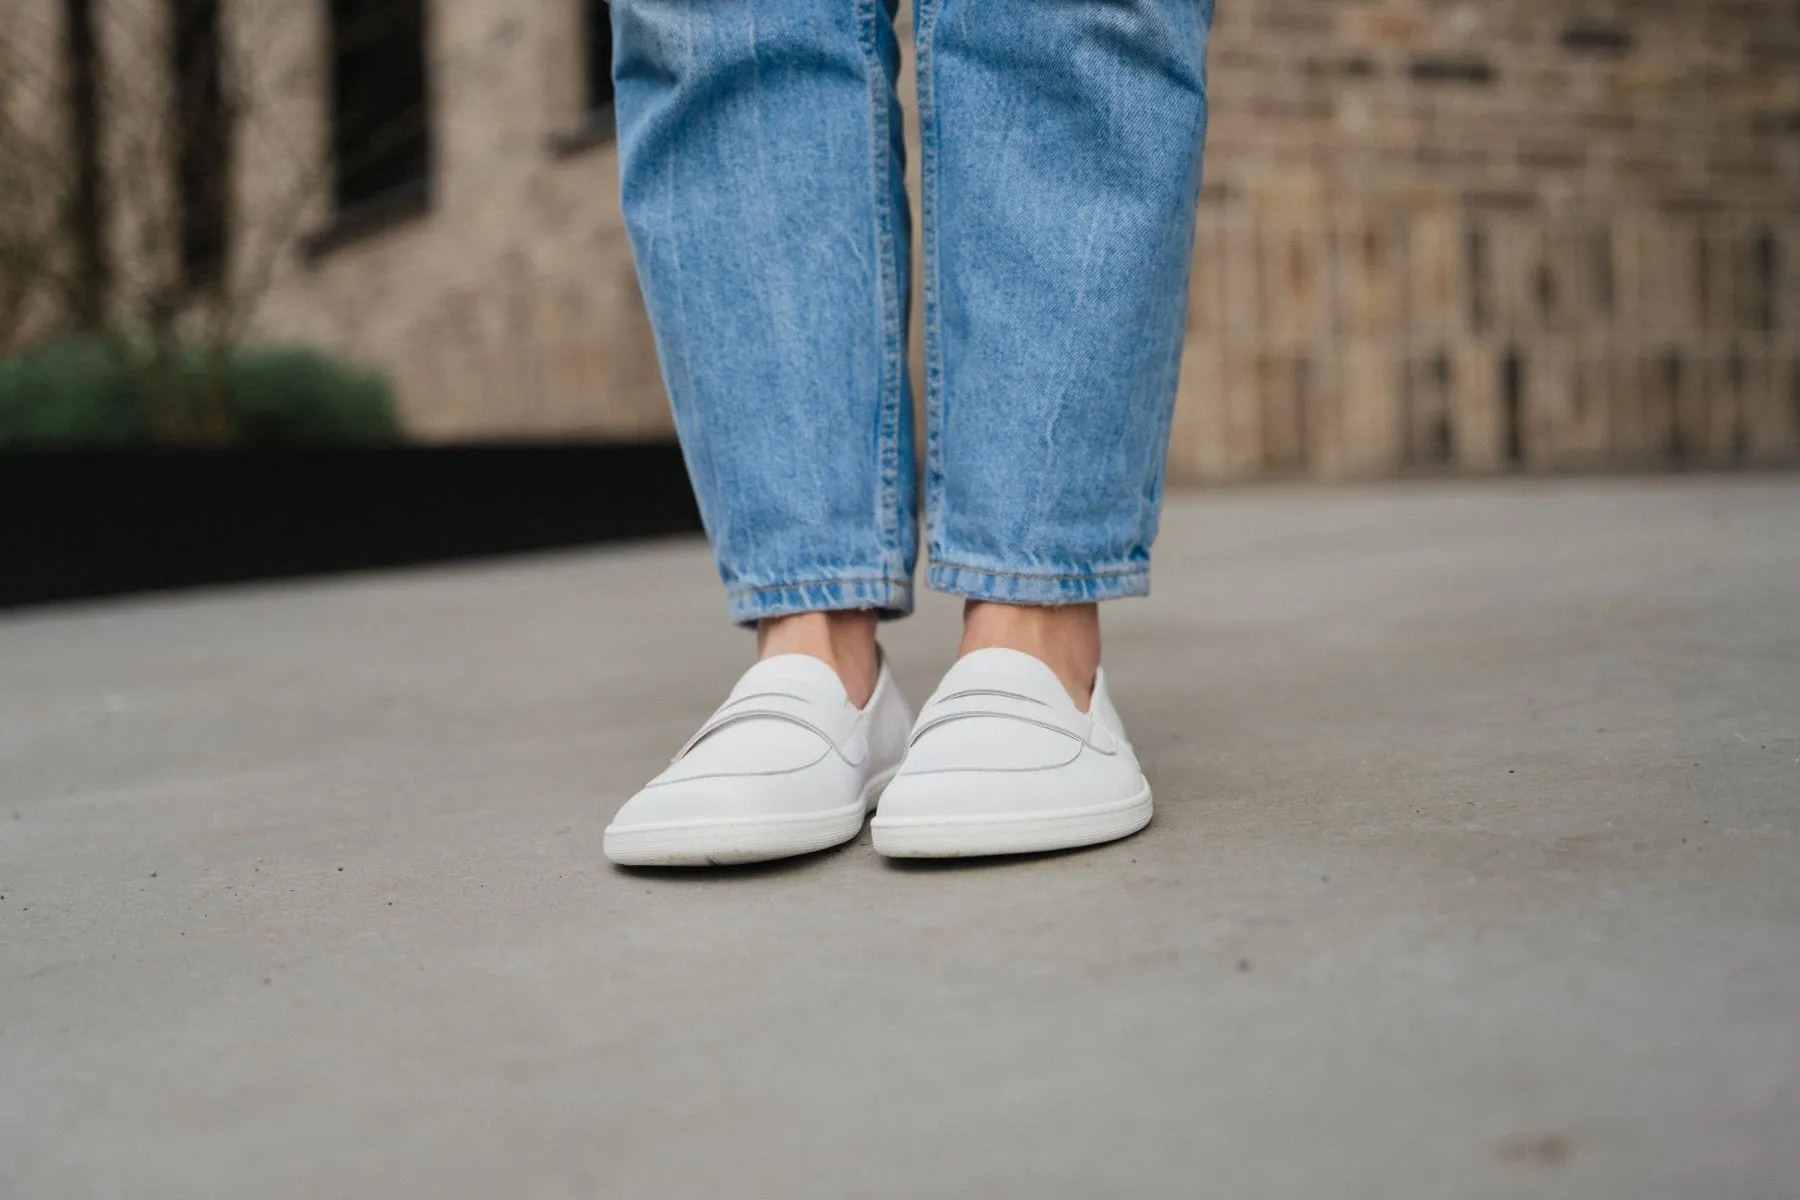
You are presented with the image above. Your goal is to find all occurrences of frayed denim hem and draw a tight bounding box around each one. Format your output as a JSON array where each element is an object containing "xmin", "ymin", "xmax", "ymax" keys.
[
  {"xmin": 926, "ymin": 560, "xmax": 1150, "ymax": 605},
  {"xmin": 726, "ymin": 575, "xmax": 915, "ymax": 625}
]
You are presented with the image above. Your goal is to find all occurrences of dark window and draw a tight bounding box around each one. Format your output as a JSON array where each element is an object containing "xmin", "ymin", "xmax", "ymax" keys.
[
  {"xmin": 1560, "ymin": 23, "xmax": 1633, "ymax": 56},
  {"xmin": 1408, "ymin": 57, "xmax": 1495, "ymax": 85},
  {"xmin": 327, "ymin": 0, "xmax": 431, "ymax": 211},
  {"xmin": 171, "ymin": 0, "xmax": 228, "ymax": 290},
  {"xmin": 583, "ymin": 0, "xmax": 615, "ymax": 113}
]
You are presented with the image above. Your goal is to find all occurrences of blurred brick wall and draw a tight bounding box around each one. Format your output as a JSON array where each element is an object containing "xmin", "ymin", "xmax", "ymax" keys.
[
  {"xmin": 1170, "ymin": 0, "xmax": 1800, "ymax": 477},
  {"xmin": 13, "ymin": 0, "xmax": 1800, "ymax": 471},
  {"xmin": 7, "ymin": 0, "xmax": 676, "ymax": 443},
  {"xmin": 237, "ymin": 1, "xmax": 675, "ymax": 443}
]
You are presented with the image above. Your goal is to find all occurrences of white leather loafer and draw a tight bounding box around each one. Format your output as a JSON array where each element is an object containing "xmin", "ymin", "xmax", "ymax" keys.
[
  {"xmin": 871, "ymin": 648, "xmax": 1151, "ymax": 858},
  {"xmin": 604, "ymin": 653, "xmax": 911, "ymax": 866}
]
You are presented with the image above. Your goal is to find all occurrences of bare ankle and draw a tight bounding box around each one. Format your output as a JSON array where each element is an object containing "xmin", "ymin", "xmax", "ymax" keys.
[
  {"xmin": 756, "ymin": 610, "xmax": 881, "ymax": 707},
  {"xmin": 958, "ymin": 601, "xmax": 1100, "ymax": 710}
]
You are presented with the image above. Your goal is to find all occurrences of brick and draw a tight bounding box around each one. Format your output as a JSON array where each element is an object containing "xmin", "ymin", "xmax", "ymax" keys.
[
  {"xmin": 1217, "ymin": 214, "xmax": 1265, "ymax": 348},
  {"xmin": 1408, "ymin": 58, "xmax": 1497, "ymax": 85},
  {"xmin": 1488, "ymin": 219, "xmax": 1547, "ymax": 336},
  {"xmin": 1499, "ymin": 345, "xmax": 1529, "ymax": 465},
  {"xmin": 1518, "ymin": 145, "xmax": 1588, "ymax": 173},
  {"xmin": 1576, "ymin": 352, "xmax": 1617, "ymax": 458},
  {"xmin": 1749, "ymin": 111, "xmax": 1800, "ymax": 135},
  {"xmin": 1406, "ymin": 350, "xmax": 1456, "ymax": 466},
  {"xmin": 1660, "ymin": 346, "xmax": 1709, "ymax": 463},
  {"xmin": 1260, "ymin": 356, "xmax": 1312, "ymax": 469},
  {"xmin": 1586, "ymin": 229, "xmax": 1619, "ymax": 321},
  {"xmin": 1255, "ymin": 8, "xmax": 1334, "ymax": 36},
  {"xmin": 1303, "ymin": 349, "xmax": 1353, "ymax": 478},
  {"xmin": 1348, "ymin": 9, "xmax": 1428, "ymax": 45},
  {"xmin": 1744, "ymin": 228, "xmax": 1782, "ymax": 333},
  {"xmin": 1640, "ymin": 225, "xmax": 1704, "ymax": 336},
  {"xmin": 1779, "ymin": 224, "xmax": 1800, "ymax": 336},
  {"xmin": 1333, "ymin": 218, "xmax": 1405, "ymax": 337},
  {"xmin": 1223, "ymin": 353, "xmax": 1271, "ymax": 476},
  {"xmin": 1609, "ymin": 356, "xmax": 1658, "ymax": 461},
  {"xmin": 1260, "ymin": 222, "xmax": 1325, "ymax": 344},
  {"xmin": 1526, "ymin": 339, "xmax": 1612, "ymax": 466},
  {"xmin": 1187, "ymin": 218, "xmax": 1228, "ymax": 337},
  {"xmin": 1408, "ymin": 214, "xmax": 1465, "ymax": 339},
  {"xmin": 1452, "ymin": 342, "xmax": 1505, "ymax": 470},
  {"xmin": 1332, "ymin": 343, "xmax": 1401, "ymax": 475},
  {"xmin": 1171, "ymin": 344, "xmax": 1230, "ymax": 480},
  {"xmin": 1706, "ymin": 348, "xmax": 1754, "ymax": 463},
  {"xmin": 1742, "ymin": 354, "xmax": 1800, "ymax": 460},
  {"xmin": 1561, "ymin": 23, "xmax": 1636, "ymax": 55}
]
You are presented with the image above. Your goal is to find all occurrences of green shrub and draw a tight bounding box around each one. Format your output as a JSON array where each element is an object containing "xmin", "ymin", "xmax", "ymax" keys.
[
  {"xmin": 0, "ymin": 339, "xmax": 149, "ymax": 446},
  {"xmin": 0, "ymin": 338, "xmax": 402, "ymax": 448},
  {"xmin": 221, "ymin": 346, "xmax": 401, "ymax": 445}
]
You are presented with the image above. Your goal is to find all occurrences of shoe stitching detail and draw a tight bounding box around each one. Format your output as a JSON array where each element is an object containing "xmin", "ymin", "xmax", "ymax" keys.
[
  {"xmin": 677, "ymin": 707, "xmax": 866, "ymax": 766},
  {"xmin": 716, "ymin": 690, "xmax": 811, "ymax": 711},
  {"xmin": 907, "ymin": 709, "xmax": 1117, "ymax": 757},
  {"xmin": 933, "ymin": 687, "xmax": 1050, "ymax": 708},
  {"xmin": 647, "ymin": 745, "xmax": 834, "ymax": 786},
  {"xmin": 898, "ymin": 742, "xmax": 1085, "ymax": 776}
]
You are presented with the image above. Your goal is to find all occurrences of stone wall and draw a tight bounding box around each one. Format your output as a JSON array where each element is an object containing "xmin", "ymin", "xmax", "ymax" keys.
[
  {"xmin": 236, "ymin": 1, "xmax": 672, "ymax": 442},
  {"xmin": 12, "ymin": 0, "xmax": 1800, "ymax": 472},
  {"xmin": 1172, "ymin": 0, "xmax": 1800, "ymax": 477},
  {"xmin": 2, "ymin": 1, "xmax": 80, "ymax": 350},
  {"xmin": 6, "ymin": 0, "xmax": 672, "ymax": 442}
]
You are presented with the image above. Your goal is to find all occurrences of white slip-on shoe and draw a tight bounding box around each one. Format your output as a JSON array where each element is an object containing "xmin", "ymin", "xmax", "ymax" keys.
[
  {"xmin": 870, "ymin": 647, "xmax": 1151, "ymax": 858},
  {"xmin": 604, "ymin": 652, "xmax": 912, "ymax": 866}
]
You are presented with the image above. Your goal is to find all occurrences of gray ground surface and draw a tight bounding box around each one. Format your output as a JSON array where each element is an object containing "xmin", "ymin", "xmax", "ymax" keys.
[{"xmin": 2, "ymin": 477, "xmax": 1798, "ymax": 1199}]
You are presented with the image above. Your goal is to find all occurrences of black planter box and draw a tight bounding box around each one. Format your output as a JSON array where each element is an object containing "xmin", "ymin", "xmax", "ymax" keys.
[{"xmin": 0, "ymin": 443, "xmax": 703, "ymax": 609}]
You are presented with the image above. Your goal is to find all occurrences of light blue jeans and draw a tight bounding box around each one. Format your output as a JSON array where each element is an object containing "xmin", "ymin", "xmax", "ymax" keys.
[{"xmin": 613, "ymin": 0, "xmax": 1212, "ymax": 623}]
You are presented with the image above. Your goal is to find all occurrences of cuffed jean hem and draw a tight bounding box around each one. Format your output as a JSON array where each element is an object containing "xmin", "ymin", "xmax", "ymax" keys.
[
  {"xmin": 726, "ymin": 575, "xmax": 916, "ymax": 625},
  {"xmin": 926, "ymin": 560, "xmax": 1151, "ymax": 606}
]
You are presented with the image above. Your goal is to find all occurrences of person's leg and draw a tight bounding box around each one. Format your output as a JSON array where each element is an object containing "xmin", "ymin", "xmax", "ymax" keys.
[
  {"xmin": 605, "ymin": 1, "xmax": 916, "ymax": 865},
  {"xmin": 872, "ymin": 0, "xmax": 1212, "ymax": 858},
  {"xmin": 916, "ymin": 0, "xmax": 1212, "ymax": 701},
  {"xmin": 958, "ymin": 600, "xmax": 1099, "ymax": 708},
  {"xmin": 612, "ymin": 0, "xmax": 914, "ymax": 694}
]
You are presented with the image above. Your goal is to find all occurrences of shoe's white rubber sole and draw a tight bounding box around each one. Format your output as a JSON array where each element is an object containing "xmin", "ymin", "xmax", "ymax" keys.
[
  {"xmin": 870, "ymin": 782, "xmax": 1153, "ymax": 859},
  {"xmin": 603, "ymin": 767, "xmax": 897, "ymax": 867}
]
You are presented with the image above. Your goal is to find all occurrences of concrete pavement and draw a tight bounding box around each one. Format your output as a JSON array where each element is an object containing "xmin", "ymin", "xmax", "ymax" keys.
[{"xmin": 3, "ymin": 477, "xmax": 1797, "ymax": 1198}]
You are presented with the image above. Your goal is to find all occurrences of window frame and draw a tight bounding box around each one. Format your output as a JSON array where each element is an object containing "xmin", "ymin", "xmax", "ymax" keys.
[
  {"xmin": 546, "ymin": 0, "xmax": 616, "ymax": 158},
  {"xmin": 304, "ymin": 0, "xmax": 435, "ymax": 259}
]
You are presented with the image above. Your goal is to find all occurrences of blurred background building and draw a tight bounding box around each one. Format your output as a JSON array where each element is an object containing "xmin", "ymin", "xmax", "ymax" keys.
[{"xmin": 6, "ymin": 0, "xmax": 1798, "ymax": 477}]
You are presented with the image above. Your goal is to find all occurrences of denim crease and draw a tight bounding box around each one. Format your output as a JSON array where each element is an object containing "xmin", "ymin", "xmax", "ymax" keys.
[{"xmin": 613, "ymin": 0, "xmax": 1213, "ymax": 624}]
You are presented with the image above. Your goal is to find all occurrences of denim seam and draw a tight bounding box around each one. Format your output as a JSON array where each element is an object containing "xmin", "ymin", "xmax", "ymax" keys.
[
  {"xmin": 855, "ymin": 0, "xmax": 905, "ymax": 582},
  {"xmin": 928, "ymin": 560, "xmax": 1148, "ymax": 584},
  {"xmin": 1140, "ymin": 90, "xmax": 1210, "ymax": 553},
  {"xmin": 915, "ymin": 0, "xmax": 947, "ymax": 561},
  {"xmin": 656, "ymin": 19, "xmax": 722, "ymax": 550},
  {"xmin": 729, "ymin": 575, "xmax": 915, "ymax": 598}
]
